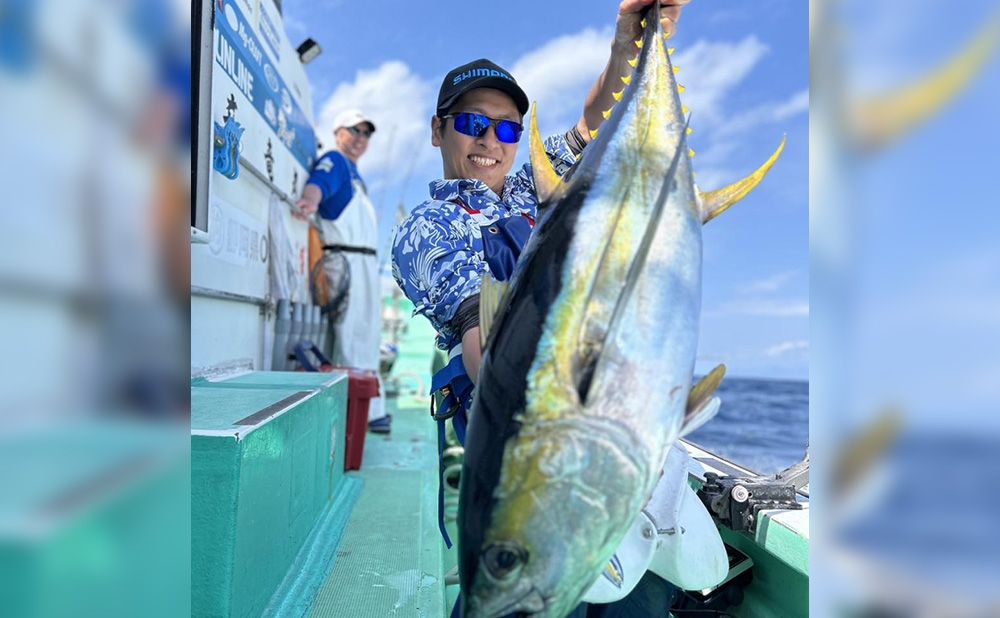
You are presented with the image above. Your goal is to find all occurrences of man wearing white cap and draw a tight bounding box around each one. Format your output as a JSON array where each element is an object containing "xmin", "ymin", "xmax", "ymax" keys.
[{"xmin": 298, "ymin": 109, "xmax": 390, "ymax": 433}]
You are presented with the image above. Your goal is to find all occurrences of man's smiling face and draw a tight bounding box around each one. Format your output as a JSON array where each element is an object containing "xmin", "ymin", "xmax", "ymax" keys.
[{"xmin": 432, "ymin": 88, "xmax": 521, "ymax": 197}]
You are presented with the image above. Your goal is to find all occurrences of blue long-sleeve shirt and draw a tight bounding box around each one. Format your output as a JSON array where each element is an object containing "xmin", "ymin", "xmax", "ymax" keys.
[{"xmin": 307, "ymin": 151, "xmax": 367, "ymax": 220}]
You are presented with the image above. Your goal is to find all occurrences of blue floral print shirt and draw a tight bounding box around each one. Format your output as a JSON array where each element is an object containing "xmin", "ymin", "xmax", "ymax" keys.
[{"xmin": 390, "ymin": 134, "xmax": 578, "ymax": 351}]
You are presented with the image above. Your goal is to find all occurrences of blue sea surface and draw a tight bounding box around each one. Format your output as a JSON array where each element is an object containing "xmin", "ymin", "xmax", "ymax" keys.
[
  {"xmin": 684, "ymin": 377, "xmax": 809, "ymax": 477},
  {"xmin": 837, "ymin": 430, "xmax": 1000, "ymax": 598}
]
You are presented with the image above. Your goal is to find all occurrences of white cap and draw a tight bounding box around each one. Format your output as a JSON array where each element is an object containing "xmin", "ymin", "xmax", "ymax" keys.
[{"xmin": 333, "ymin": 109, "xmax": 376, "ymax": 133}]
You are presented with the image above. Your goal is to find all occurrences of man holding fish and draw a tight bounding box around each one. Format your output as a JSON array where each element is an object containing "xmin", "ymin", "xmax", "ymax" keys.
[{"xmin": 391, "ymin": 0, "xmax": 784, "ymax": 615}]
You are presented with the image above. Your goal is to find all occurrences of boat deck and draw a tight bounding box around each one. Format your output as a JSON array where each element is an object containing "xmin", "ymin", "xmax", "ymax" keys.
[
  {"xmin": 303, "ymin": 300, "xmax": 458, "ymax": 617},
  {"xmin": 192, "ymin": 297, "xmax": 807, "ymax": 617},
  {"xmin": 306, "ymin": 395, "xmax": 451, "ymax": 617}
]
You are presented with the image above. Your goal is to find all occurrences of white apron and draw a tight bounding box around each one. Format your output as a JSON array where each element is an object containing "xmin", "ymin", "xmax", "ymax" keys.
[{"xmin": 317, "ymin": 174, "xmax": 385, "ymax": 421}]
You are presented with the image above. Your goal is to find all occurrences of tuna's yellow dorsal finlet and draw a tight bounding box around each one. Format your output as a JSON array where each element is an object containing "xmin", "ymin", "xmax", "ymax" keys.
[
  {"xmin": 698, "ymin": 136, "xmax": 787, "ymax": 224},
  {"xmin": 528, "ymin": 104, "xmax": 562, "ymax": 204}
]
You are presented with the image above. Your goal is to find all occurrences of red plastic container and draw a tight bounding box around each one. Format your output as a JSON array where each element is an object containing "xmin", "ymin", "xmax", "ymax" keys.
[{"xmin": 330, "ymin": 367, "xmax": 380, "ymax": 471}]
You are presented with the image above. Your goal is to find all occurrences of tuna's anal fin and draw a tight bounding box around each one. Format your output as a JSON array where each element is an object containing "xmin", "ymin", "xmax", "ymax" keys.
[
  {"xmin": 698, "ymin": 136, "xmax": 786, "ymax": 224},
  {"xmin": 529, "ymin": 103, "xmax": 562, "ymax": 204},
  {"xmin": 479, "ymin": 274, "xmax": 511, "ymax": 350}
]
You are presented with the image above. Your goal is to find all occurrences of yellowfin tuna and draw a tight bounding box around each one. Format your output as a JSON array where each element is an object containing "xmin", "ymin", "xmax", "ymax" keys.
[{"xmin": 458, "ymin": 7, "xmax": 782, "ymax": 617}]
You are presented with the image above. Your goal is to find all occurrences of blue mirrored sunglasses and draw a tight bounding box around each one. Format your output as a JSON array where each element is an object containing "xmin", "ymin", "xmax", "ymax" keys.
[{"xmin": 443, "ymin": 112, "xmax": 523, "ymax": 144}]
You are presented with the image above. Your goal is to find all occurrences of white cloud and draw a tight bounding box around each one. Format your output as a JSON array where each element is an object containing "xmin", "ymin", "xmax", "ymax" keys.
[
  {"xmin": 774, "ymin": 90, "xmax": 810, "ymax": 118},
  {"xmin": 508, "ymin": 31, "xmax": 772, "ymax": 132},
  {"xmin": 715, "ymin": 89, "xmax": 808, "ymax": 139},
  {"xmin": 709, "ymin": 299, "xmax": 809, "ymax": 318},
  {"xmin": 504, "ymin": 30, "xmax": 781, "ymax": 181},
  {"xmin": 674, "ymin": 36, "xmax": 770, "ymax": 122},
  {"xmin": 668, "ymin": 37, "xmax": 798, "ymax": 191},
  {"xmin": 693, "ymin": 87, "xmax": 805, "ymax": 190},
  {"xmin": 739, "ymin": 269, "xmax": 801, "ymax": 295},
  {"xmin": 510, "ymin": 27, "xmax": 615, "ymax": 129},
  {"xmin": 314, "ymin": 61, "xmax": 436, "ymax": 179},
  {"xmin": 764, "ymin": 340, "xmax": 809, "ymax": 357}
]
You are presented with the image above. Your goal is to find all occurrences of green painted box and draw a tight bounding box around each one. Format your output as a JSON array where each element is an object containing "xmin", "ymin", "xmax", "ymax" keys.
[
  {"xmin": 191, "ymin": 373, "xmax": 348, "ymax": 618},
  {"xmin": 194, "ymin": 371, "xmax": 350, "ymax": 501}
]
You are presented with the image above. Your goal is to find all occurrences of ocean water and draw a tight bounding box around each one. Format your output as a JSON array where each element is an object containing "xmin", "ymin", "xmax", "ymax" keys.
[{"xmin": 684, "ymin": 377, "xmax": 809, "ymax": 477}]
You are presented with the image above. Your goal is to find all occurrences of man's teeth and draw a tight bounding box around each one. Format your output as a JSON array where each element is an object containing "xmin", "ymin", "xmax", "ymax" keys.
[{"xmin": 470, "ymin": 155, "xmax": 498, "ymax": 167}]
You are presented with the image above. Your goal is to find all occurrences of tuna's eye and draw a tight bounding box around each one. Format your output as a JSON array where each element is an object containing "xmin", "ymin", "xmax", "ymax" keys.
[{"xmin": 483, "ymin": 543, "xmax": 526, "ymax": 581}]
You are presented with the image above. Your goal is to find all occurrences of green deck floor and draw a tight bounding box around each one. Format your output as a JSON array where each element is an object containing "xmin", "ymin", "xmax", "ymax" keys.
[{"xmin": 306, "ymin": 297, "xmax": 457, "ymax": 617}]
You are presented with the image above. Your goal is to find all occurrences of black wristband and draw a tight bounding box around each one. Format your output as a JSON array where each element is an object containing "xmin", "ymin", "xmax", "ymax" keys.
[
  {"xmin": 564, "ymin": 126, "xmax": 588, "ymax": 156},
  {"xmin": 451, "ymin": 294, "xmax": 480, "ymax": 339}
]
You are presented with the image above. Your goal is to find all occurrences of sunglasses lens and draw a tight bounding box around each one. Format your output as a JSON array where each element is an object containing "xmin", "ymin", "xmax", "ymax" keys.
[
  {"xmin": 470, "ymin": 113, "xmax": 490, "ymax": 137},
  {"xmin": 452, "ymin": 113, "xmax": 483, "ymax": 138},
  {"xmin": 455, "ymin": 112, "xmax": 490, "ymax": 137},
  {"xmin": 495, "ymin": 120, "xmax": 523, "ymax": 144},
  {"xmin": 451, "ymin": 113, "xmax": 521, "ymax": 143}
]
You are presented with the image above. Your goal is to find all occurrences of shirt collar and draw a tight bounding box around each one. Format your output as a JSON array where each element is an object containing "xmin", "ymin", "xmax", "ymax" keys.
[{"xmin": 429, "ymin": 178, "xmax": 502, "ymax": 202}]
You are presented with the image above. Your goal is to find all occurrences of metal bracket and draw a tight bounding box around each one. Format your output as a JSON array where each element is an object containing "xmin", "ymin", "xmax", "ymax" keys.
[
  {"xmin": 697, "ymin": 472, "xmax": 802, "ymax": 533},
  {"xmin": 776, "ymin": 448, "xmax": 809, "ymax": 494}
]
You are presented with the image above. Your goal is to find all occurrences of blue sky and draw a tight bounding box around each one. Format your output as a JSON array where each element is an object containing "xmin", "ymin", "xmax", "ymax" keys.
[
  {"xmin": 817, "ymin": 0, "xmax": 1000, "ymax": 428},
  {"xmin": 283, "ymin": 0, "xmax": 810, "ymax": 380}
]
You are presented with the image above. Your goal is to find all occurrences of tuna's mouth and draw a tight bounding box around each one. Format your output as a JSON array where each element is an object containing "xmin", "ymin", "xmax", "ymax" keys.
[{"xmin": 477, "ymin": 588, "xmax": 546, "ymax": 618}]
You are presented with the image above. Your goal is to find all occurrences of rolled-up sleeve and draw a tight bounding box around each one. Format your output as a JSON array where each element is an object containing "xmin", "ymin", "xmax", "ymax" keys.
[{"xmin": 391, "ymin": 211, "xmax": 485, "ymax": 345}]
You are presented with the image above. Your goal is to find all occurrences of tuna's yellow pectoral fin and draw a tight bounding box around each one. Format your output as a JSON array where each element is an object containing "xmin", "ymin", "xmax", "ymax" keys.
[
  {"xmin": 529, "ymin": 103, "xmax": 562, "ymax": 204},
  {"xmin": 851, "ymin": 15, "xmax": 1000, "ymax": 151},
  {"xmin": 680, "ymin": 364, "xmax": 726, "ymax": 437},
  {"xmin": 686, "ymin": 364, "xmax": 726, "ymax": 417},
  {"xmin": 680, "ymin": 396, "xmax": 721, "ymax": 438},
  {"xmin": 479, "ymin": 274, "xmax": 511, "ymax": 350},
  {"xmin": 698, "ymin": 135, "xmax": 787, "ymax": 224}
]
